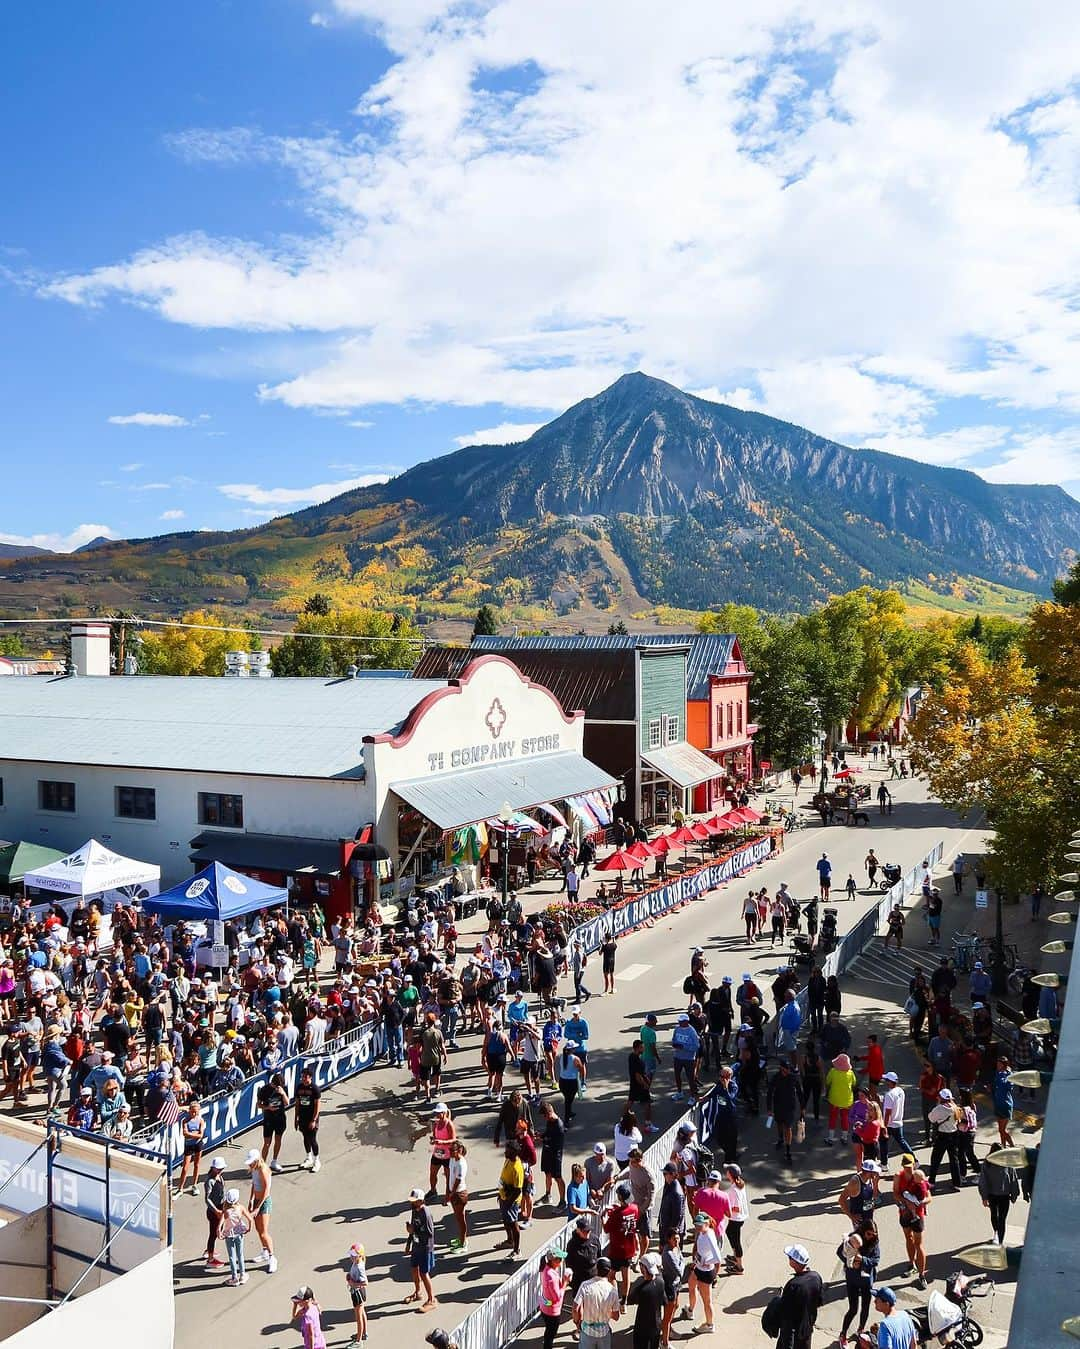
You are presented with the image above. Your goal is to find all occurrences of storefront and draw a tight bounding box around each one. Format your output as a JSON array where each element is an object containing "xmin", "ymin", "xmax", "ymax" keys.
[
  {"xmin": 367, "ymin": 655, "xmax": 618, "ymax": 890},
  {"xmin": 639, "ymin": 740, "xmax": 729, "ymax": 823}
]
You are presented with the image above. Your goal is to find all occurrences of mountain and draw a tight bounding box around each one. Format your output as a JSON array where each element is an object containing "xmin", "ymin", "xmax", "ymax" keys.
[
  {"xmin": 1, "ymin": 373, "xmax": 1077, "ymax": 625},
  {"xmin": 0, "ymin": 543, "xmax": 56, "ymax": 560},
  {"xmin": 73, "ymin": 535, "xmax": 115, "ymax": 553}
]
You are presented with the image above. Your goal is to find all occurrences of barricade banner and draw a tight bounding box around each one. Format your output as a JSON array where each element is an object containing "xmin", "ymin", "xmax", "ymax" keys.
[
  {"xmin": 571, "ymin": 835, "xmax": 774, "ymax": 956},
  {"xmin": 139, "ymin": 1019, "xmax": 385, "ymax": 1160}
]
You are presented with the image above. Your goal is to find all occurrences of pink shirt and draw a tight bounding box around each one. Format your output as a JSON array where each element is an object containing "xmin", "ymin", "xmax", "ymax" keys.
[
  {"xmin": 693, "ymin": 1186, "xmax": 733, "ymax": 1233},
  {"xmin": 298, "ymin": 1305, "xmax": 326, "ymax": 1349},
  {"xmin": 540, "ymin": 1265, "xmax": 569, "ymax": 1316}
]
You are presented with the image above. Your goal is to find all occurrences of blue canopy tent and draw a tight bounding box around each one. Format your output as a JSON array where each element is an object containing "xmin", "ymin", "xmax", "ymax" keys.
[{"xmin": 142, "ymin": 862, "xmax": 287, "ymax": 922}]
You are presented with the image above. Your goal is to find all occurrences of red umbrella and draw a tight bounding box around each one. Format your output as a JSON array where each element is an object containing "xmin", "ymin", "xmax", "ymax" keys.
[
  {"xmin": 726, "ymin": 808, "xmax": 755, "ymax": 825},
  {"xmin": 627, "ymin": 840, "xmax": 658, "ymax": 862},
  {"xmin": 595, "ymin": 848, "xmax": 642, "ymax": 871},
  {"xmin": 834, "ymin": 768, "xmax": 853, "ymax": 780},
  {"xmin": 710, "ymin": 812, "xmax": 741, "ymax": 831},
  {"xmin": 649, "ymin": 833, "xmax": 677, "ymax": 854},
  {"xmin": 688, "ymin": 821, "xmax": 712, "ymax": 842},
  {"xmin": 738, "ymin": 806, "xmax": 763, "ymax": 823},
  {"xmin": 666, "ymin": 825, "xmax": 698, "ymax": 845}
]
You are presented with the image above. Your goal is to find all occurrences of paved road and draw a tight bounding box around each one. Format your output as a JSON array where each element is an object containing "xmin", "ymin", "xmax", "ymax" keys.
[{"xmin": 172, "ymin": 769, "xmax": 1008, "ymax": 1349}]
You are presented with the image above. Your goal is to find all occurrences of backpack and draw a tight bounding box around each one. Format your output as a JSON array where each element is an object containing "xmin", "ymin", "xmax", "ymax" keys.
[{"xmin": 761, "ymin": 1294, "xmax": 783, "ymax": 1338}]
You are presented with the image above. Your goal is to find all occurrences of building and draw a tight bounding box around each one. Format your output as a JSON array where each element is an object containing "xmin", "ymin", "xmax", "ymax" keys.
[
  {"xmin": 414, "ymin": 634, "xmax": 744, "ymax": 825},
  {"xmin": 0, "ymin": 657, "xmax": 614, "ymax": 918},
  {"xmin": 0, "ymin": 657, "xmax": 65, "ymax": 677}
]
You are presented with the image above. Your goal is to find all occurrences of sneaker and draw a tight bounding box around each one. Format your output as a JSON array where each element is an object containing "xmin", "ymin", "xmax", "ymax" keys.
[
  {"xmin": 312, "ymin": 1158, "xmax": 321, "ymax": 1173},
  {"xmin": 555, "ymin": 1201, "xmax": 566, "ymax": 1213},
  {"xmin": 301, "ymin": 1154, "xmax": 313, "ymax": 1169},
  {"xmin": 449, "ymin": 1237, "xmax": 463, "ymax": 1248},
  {"xmin": 915, "ymin": 1275, "xmax": 927, "ymax": 1291},
  {"xmin": 267, "ymin": 1255, "xmax": 278, "ymax": 1274},
  {"xmin": 824, "ymin": 1137, "xmax": 834, "ymax": 1146},
  {"xmin": 458, "ymin": 1244, "xmax": 469, "ymax": 1256},
  {"xmin": 225, "ymin": 1276, "xmax": 239, "ymax": 1287},
  {"xmin": 206, "ymin": 1257, "xmax": 226, "ymax": 1269},
  {"xmin": 269, "ymin": 1159, "xmax": 282, "ymax": 1173},
  {"xmin": 670, "ymin": 1092, "xmax": 685, "ymax": 1102},
  {"xmin": 519, "ymin": 1219, "xmax": 531, "ymax": 1229},
  {"xmin": 645, "ymin": 1124, "xmax": 660, "ymax": 1134},
  {"xmin": 448, "ymin": 1041, "xmax": 460, "ymax": 1050},
  {"xmin": 239, "ymin": 1272, "xmax": 249, "ymax": 1285},
  {"xmin": 253, "ymin": 1250, "xmax": 269, "ymax": 1264}
]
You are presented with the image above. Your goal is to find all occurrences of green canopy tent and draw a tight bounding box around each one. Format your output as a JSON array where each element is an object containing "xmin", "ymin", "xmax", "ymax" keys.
[{"xmin": 0, "ymin": 841, "xmax": 67, "ymax": 894}]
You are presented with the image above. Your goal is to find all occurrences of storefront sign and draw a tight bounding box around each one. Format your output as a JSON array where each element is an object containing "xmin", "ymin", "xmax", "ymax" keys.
[
  {"xmin": 140, "ymin": 1020, "xmax": 385, "ymax": 1160},
  {"xmin": 570, "ymin": 835, "xmax": 774, "ymax": 954},
  {"xmin": 426, "ymin": 731, "xmax": 563, "ymax": 774}
]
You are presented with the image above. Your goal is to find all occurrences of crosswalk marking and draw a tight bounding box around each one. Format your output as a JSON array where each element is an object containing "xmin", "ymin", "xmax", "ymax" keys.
[
  {"xmin": 846, "ymin": 938, "xmax": 938, "ymax": 987},
  {"xmin": 616, "ymin": 963, "xmax": 652, "ymax": 982}
]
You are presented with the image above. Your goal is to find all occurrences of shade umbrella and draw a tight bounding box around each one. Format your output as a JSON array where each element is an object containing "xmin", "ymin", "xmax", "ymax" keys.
[
  {"xmin": 688, "ymin": 822, "xmax": 712, "ymax": 841},
  {"xmin": 666, "ymin": 825, "xmax": 698, "ymax": 845},
  {"xmin": 649, "ymin": 834, "xmax": 677, "ymax": 855},
  {"xmin": 737, "ymin": 806, "xmax": 763, "ymax": 823},
  {"xmin": 595, "ymin": 848, "xmax": 642, "ymax": 871},
  {"xmin": 834, "ymin": 768, "xmax": 854, "ymax": 780},
  {"xmin": 710, "ymin": 812, "xmax": 741, "ymax": 832},
  {"xmin": 627, "ymin": 840, "xmax": 658, "ymax": 862}
]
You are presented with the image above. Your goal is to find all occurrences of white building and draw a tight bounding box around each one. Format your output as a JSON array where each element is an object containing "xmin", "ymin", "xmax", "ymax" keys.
[{"xmin": 0, "ymin": 657, "xmax": 614, "ymax": 920}]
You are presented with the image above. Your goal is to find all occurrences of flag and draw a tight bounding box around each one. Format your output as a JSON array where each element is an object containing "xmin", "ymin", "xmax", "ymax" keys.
[{"xmin": 156, "ymin": 1091, "xmax": 180, "ymax": 1128}]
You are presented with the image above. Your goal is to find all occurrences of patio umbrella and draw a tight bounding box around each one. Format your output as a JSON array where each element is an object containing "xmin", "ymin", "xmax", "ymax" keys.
[
  {"xmin": 666, "ymin": 825, "xmax": 698, "ymax": 846},
  {"xmin": 648, "ymin": 834, "xmax": 677, "ymax": 854},
  {"xmin": 688, "ymin": 822, "xmax": 712, "ymax": 841},
  {"xmin": 627, "ymin": 840, "xmax": 659, "ymax": 862},
  {"xmin": 834, "ymin": 768, "xmax": 854, "ymax": 780},
  {"xmin": 738, "ymin": 806, "xmax": 763, "ymax": 823},
  {"xmin": 594, "ymin": 848, "xmax": 642, "ymax": 871},
  {"xmin": 709, "ymin": 812, "xmax": 741, "ymax": 832}
]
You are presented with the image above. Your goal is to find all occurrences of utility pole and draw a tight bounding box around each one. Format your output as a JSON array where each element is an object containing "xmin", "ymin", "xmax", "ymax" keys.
[{"xmin": 116, "ymin": 620, "xmax": 126, "ymax": 676}]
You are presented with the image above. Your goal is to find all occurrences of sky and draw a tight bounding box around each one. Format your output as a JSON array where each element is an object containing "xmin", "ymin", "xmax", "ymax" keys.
[{"xmin": 3, "ymin": 0, "xmax": 1079, "ymax": 552}]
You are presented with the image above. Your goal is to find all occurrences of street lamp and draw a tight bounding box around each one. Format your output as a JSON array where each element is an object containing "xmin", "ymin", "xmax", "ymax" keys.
[
  {"xmin": 1041, "ymin": 939, "xmax": 1075, "ymax": 955},
  {"xmin": 498, "ymin": 800, "xmax": 512, "ymax": 907}
]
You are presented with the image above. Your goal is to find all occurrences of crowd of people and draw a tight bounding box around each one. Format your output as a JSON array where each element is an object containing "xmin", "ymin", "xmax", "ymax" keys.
[{"xmin": 0, "ymin": 763, "xmax": 1040, "ymax": 1349}]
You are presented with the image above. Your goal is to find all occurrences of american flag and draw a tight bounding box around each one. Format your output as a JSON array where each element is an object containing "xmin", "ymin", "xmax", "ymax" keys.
[{"xmin": 156, "ymin": 1091, "xmax": 180, "ymax": 1128}]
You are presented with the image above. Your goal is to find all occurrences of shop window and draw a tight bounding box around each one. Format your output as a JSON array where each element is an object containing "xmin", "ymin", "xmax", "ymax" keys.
[
  {"xmin": 665, "ymin": 714, "xmax": 679, "ymax": 744},
  {"xmin": 116, "ymin": 785, "xmax": 156, "ymax": 820},
  {"xmin": 198, "ymin": 792, "xmax": 244, "ymax": 828},
  {"xmin": 39, "ymin": 780, "xmax": 76, "ymax": 813},
  {"xmin": 648, "ymin": 718, "xmax": 662, "ymax": 750}
]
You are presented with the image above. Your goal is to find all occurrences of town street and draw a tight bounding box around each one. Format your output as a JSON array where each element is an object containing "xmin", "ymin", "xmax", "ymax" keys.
[{"xmin": 172, "ymin": 768, "xmax": 1021, "ymax": 1349}]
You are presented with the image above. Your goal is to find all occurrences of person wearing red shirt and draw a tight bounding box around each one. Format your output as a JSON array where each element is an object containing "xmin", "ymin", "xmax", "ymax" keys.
[
  {"xmin": 892, "ymin": 1155, "xmax": 931, "ymax": 1290},
  {"xmin": 692, "ymin": 1172, "xmax": 733, "ymax": 1237},
  {"xmin": 858, "ymin": 1035, "xmax": 885, "ymax": 1088},
  {"xmin": 918, "ymin": 1062, "xmax": 945, "ymax": 1145},
  {"xmin": 515, "ymin": 1119, "xmax": 539, "ymax": 1226},
  {"xmin": 603, "ymin": 1183, "xmax": 640, "ymax": 1302}
]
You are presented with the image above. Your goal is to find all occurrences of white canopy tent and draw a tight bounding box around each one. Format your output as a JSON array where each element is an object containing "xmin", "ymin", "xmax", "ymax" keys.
[{"xmin": 22, "ymin": 838, "xmax": 160, "ymax": 900}]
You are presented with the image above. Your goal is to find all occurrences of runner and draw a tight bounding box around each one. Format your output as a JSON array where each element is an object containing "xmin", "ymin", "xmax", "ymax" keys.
[
  {"xmin": 258, "ymin": 1072, "xmax": 290, "ymax": 1171},
  {"xmin": 427, "ymin": 1102, "xmax": 456, "ymax": 1200},
  {"xmin": 892, "ymin": 1156, "xmax": 930, "ymax": 1290},
  {"xmin": 295, "ymin": 1066, "xmax": 322, "ymax": 1173}
]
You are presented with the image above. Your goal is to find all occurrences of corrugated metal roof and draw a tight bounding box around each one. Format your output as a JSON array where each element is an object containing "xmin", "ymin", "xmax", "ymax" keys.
[
  {"xmin": 390, "ymin": 751, "xmax": 618, "ymax": 831},
  {"xmin": 0, "ymin": 674, "xmax": 447, "ymax": 780},
  {"xmin": 641, "ymin": 741, "xmax": 724, "ymax": 788},
  {"xmin": 412, "ymin": 647, "xmax": 636, "ymax": 721},
  {"xmin": 471, "ymin": 633, "xmax": 739, "ymax": 702},
  {"xmin": 190, "ymin": 832, "xmax": 343, "ymax": 874}
]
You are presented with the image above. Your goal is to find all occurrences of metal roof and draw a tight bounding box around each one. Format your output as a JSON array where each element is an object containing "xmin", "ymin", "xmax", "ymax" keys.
[
  {"xmin": 413, "ymin": 647, "xmax": 636, "ymax": 721},
  {"xmin": 390, "ymin": 751, "xmax": 618, "ymax": 832},
  {"xmin": 0, "ymin": 674, "xmax": 447, "ymax": 780},
  {"xmin": 641, "ymin": 741, "xmax": 724, "ymax": 789},
  {"xmin": 471, "ymin": 633, "xmax": 739, "ymax": 701}
]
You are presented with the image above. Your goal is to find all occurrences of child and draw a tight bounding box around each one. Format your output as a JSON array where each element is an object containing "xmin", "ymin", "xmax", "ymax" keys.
[
  {"xmin": 220, "ymin": 1187, "xmax": 252, "ymax": 1286},
  {"xmin": 345, "ymin": 1243, "xmax": 368, "ymax": 1344},
  {"xmin": 845, "ymin": 874, "xmax": 858, "ymax": 901},
  {"xmin": 858, "ymin": 1035, "xmax": 885, "ymax": 1088},
  {"xmin": 292, "ymin": 1287, "xmax": 328, "ymax": 1349},
  {"xmin": 406, "ymin": 1029, "xmax": 423, "ymax": 1095}
]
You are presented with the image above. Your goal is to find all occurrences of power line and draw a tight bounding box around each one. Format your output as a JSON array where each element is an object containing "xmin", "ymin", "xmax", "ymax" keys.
[{"xmin": 0, "ymin": 615, "xmax": 426, "ymax": 644}]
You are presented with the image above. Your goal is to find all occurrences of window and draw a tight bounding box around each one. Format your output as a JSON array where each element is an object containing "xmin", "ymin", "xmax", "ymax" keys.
[
  {"xmin": 198, "ymin": 792, "xmax": 244, "ymax": 828},
  {"xmin": 647, "ymin": 719, "xmax": 662, "ymax": 750},
  {"xmin": 715, "ymin": 706, "xmax": 723, "ymax": 739},
  {"xmin": 665, "ymin": 714, "xmax": 680, "ymax": 744},
  {"xmin": 39, "ymin": 780, "xmax": 76, "ymax": 813},
  {"xmin": 116, "ymin": 785, "xmax": 156, "ymax": 820},
  {"xmin": 727, "ymin": 702, "xmax": 734, "ymax": 738},
  {"xmin": 737, "ymin": 702, "xmax": 743, "ymax": 735}
]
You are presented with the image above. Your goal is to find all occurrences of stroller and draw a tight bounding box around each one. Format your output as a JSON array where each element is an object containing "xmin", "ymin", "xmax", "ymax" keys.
[
  {"xmin": 817, "ymin": 907, "xmax": 839, "ymax": 954},
  {"xmin": 879, "ymin": 862, "xmax": 903, "ymax": 892}
]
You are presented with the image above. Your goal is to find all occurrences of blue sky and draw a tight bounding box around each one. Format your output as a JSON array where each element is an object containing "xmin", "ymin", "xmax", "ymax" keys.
[{"xmin": 3, "ymin": 0, "xmax": 1079, "ymax": 550}]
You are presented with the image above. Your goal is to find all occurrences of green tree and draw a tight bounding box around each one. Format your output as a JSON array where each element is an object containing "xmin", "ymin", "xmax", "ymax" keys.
[
  {"xmin": 607, "ymin": 619, "xmax": 629, "ymax": 635},
  {"xmin": 747, "ymin": 618, "xmax": 818, "ymax": 768},
  {"xmin": 0, "ymin": 634, "xmax": 26, "ymax": 657},
  {"xmin": 303, "ymin": 592, "xmax": 332, "ymax": 617},
  {"xmin": 473, "ymin": 604, "xmax": 499, "ymax": 636},
  {"xmin": 270, "ymin": 608, "xmax": 423, "ymax": 677},
  {"xmin": 1051, "ymin": 557, "xmax": 1080, "ymax": 605},
  {"xmin": 698, "ymin": 603, "xmax": 766, "ymax": 669}
]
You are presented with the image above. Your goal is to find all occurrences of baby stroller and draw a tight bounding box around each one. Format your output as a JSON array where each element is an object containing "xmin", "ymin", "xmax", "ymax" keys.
[{"xmin": 879, "ymin": 862, "xmax": 903, "ymax": 891}]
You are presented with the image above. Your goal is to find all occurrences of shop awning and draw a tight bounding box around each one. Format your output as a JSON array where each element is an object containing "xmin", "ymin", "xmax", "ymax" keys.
[
  {"xmin": 390, "ymin": 751, "xmax": 618, "ymax": 833},
  {"xmin": 641, "ymin": 741, "xmax": 724, "ymax": 790},
  {"xmin": 189, "ymin": 832, "xmax": 343, "ymax": 875}
]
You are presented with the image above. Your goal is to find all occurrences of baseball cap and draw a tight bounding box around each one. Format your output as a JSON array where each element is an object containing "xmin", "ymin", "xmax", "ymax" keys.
[
  {"xmin": 225, "ymin": 1188, "xmax": 240, "ymax": 1203},
  {"xmin": 425, "ymin": 1333, "xmax": 452, "ymax": 1349},
  {"xmin": 431, "ymin": 1102, "xmax": 449, "ymax": 1114},
  {"xmin": 547, "ymin": 1246, "xmax": 567, "ymax": 1260},
  {"xmin": 707, "ymin": 1170, "xmax": 722, "ymax": 1181},
  {"xmin": 974, "ymin": 962, "xmax": 983, "ymax": 970},
  {"xmin": 693, "ymin": 1212, "xmax": 710, "ymax": 1226},
  {"xmin": 741, "ymin": 973, "xmax": 751, "ymax": 982},
  {"xmin": 209, "ymin": 1156, "xmax": 226, "ymax": 1172},
  {"xmin": 571, "ymin": 1005, "xmax": 581, "ymax": 1014},
  {"xmin": 244, "ymin": 1149, "xmax": 261, "ymax": 1166},
  {"xmin": 645, "ymin": 1012, "xmax": 657, "ymax": 1023},
  {"xmin": 861, "ymin": 1159, "xmax": 881, "ymax": 1174},
  {"xmin": 901, "ymin": 1153, "xmax": 916, "ymax": 1166},
  {"xmin": 642, "ymin": 1254, "xmax": 662, "ymax": 1275},
  {"xmin": 972, "ymin": 1002, "xmax": 985, "ymax": 1010},
  {"xmin": 873, "ymin": 1286, "xmax": 897, "ymax": 1306},
  {"xmin": 677, "ymin": 1013, "xmax": 690, "ymax": 1023},
  {"xmin": 595, "ymin": 1257, "xmax": 612, "ymax": 1275},
  {"xmin": 722, "ymin": 975, "xmax": 732, "ymax": 984},
  {"xmin": 593, "ymin": 1142, "xmax": 606, "ymax": 1155},
  {"xmin": 938, "ymin": 1088, "xmax": 953, "ymax": 1100},
  {"xmin": 409, "ymin": 1187, "xmax": 425, "ymax": 1201},
  {"xmin": 293, "ymin": 1286, "xmax": 314, "ymax": 1301},
  {"xmin": 784, "ymin": 1244, "xmax": 811, "ymax": 1266},
  {"xmin": 79, "ymin": 1086, "xmax": 92, "ymax": 1097},
  {"xmin": 882, "ymin": 1071, "xmax": 899, "ymax": 1083}
]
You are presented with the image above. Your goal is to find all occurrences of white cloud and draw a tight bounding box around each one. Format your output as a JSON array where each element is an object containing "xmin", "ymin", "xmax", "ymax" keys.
[
  {"xmin": 160, "ymin": 509, "xmax": 186, "ymax": 520},
  {"xmin": 119, "ymin": 462, "xmax": 143, "ymax": 472},
  {"xmin": 0, "ymin": 524, "xmax": 118, "ymax": 554},
  {"xmin": 454, "ymin": 420, "xmax": 543, "ymax": 446},
  {"xmin": 108, "ymin": 412, "xmax": 190, "ymax": 427},
  {"xmin": 218, "ymin": 473, "xmax": 391, "ymax": 506},
  {"xmin": 39, "ymin": 2, "xmax": 1080, "ymax": 472},
  {"xmin": 347, "ymin": 419, "xmax": 374, "ymax": 428},
  {"xmin": 980, "ymin": 428, "xmax": 1080, "ymax": 487},
  {"xmin": 132, "ymin": 481, "xmax": 173, "ymax": 491}
]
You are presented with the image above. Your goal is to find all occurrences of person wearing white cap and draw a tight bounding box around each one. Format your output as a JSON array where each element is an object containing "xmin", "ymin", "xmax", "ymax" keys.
[
  {"xmin": 290, "ymin": 1285, "xmax": 327, "ymax": 1349},
  {"xmin": 626, "ymin": 1251, "xmax": 665, "ymax": 1349},
  {"xmin": 203, "ymin": 1156, "xmax": 228, "ymax": 1270},
  {"xmin": 246, "ymin": 1148, "xmax": 277, "ymax": 1273},
  {"xmin": 219, "ymin": 1187, "xmax": 252, "ymax": 1286},
  {"xmin": 926, "ymin": 1088, "xmax": 963, "ymax": 1189},
  {"xmin": 880, "ymin": 1073, "xmax": 914, "ymax": 1165},
  {"xmin": 774, "ymin": 1245, "xmax": 823, "ymax": 1348}
]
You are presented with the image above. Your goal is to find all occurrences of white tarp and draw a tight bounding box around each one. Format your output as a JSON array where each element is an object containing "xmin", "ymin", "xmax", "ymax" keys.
[{"xmin": 21, "ymin": 839, "xmax": 160, "ymax": 898}]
